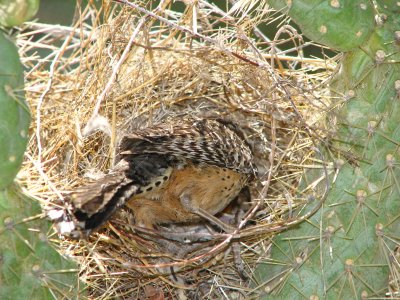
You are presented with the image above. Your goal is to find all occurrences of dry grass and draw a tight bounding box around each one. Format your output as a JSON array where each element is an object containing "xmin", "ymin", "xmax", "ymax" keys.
[{"xmin": 18, "ymin": 0, "xmax": 336, "ymax": 298}]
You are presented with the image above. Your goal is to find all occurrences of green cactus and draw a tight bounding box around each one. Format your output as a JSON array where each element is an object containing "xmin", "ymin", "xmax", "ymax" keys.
[
  {"xmin": 267, "ymin": 0, "xmax": 376, "ymax": 51},
  {"xmin": 0, "ymin": 8, "xmax": 81, "ymax": 298},
  {"xmin": 0, "ymin": 185, "xmax": 81, "ymax": 299},
  {"xmin": 0, "ymin": 0, "xmax": 39, "ymax": 27},
  {"xmin": 0, "ymin": 31, "xmax": 30, "ymax": 189},
  {"xmin": 253, "ymin": 1, "xmax": 400, "ymax": 299}
]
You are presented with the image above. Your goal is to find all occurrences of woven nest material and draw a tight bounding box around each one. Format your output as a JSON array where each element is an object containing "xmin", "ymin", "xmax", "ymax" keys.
[{"xmin": 19, "ymin": 1, "xmax": 335, "ymax": 298}]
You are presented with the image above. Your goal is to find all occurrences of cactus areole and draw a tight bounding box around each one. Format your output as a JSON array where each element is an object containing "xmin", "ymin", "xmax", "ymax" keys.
[{"xmin": 253, "ymin": 1, "xmax": 400, "ymax": 298}]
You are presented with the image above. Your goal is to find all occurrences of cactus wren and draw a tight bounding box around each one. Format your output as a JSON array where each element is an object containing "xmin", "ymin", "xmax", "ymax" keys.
[{"xmin": 49, "ymin": 118, "xmax": 256, "ymax": 238}]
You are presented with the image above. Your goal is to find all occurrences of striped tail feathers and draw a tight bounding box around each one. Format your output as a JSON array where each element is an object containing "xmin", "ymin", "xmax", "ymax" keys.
[
  {"xmin": 70, "ymin": 171, "xmax": 131, "ymax": 218},
  {"xmin": 48, "ymin": 171, "xmax": 137, "ymax": 238},
  {"xmin": 48, "ymin": 154, "xmax": 173, "ymax": 238}
]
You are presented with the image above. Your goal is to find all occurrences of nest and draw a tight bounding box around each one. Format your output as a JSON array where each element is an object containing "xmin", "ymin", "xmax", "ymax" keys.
[{"xmin": 19, "ymin": 1, "xmax": 335, "ymax": 298}]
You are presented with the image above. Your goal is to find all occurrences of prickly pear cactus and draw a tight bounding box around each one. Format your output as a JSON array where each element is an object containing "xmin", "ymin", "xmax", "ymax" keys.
[
  {"xmin": 0, "ymin": 13, "xmax": 81, "ymax": 299},
  {"xmin": 253, "ymin": 1, "xmax": 400, "ymax": 298}
]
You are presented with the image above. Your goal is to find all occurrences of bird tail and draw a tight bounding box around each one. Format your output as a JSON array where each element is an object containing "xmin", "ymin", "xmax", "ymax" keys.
[{"xmin": 47, "ymin": 171, "xmax": 138, "ymax": 239}]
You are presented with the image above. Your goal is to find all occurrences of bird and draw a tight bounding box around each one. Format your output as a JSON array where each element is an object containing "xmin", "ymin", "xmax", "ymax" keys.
[{"xmin": 48, "ymin": 118, "xmax": 257, "ymax": 239}]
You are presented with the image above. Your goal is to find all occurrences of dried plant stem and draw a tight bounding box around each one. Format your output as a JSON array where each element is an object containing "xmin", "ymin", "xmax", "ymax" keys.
[{"xmin": 83, "ymin": 17, "xmax": 147, "ymax": 135}]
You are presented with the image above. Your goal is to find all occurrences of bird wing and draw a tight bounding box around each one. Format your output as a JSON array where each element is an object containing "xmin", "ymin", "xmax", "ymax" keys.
[{"xmin": 119, "ymin": 119, "xmax": 256, "ymax": 174}]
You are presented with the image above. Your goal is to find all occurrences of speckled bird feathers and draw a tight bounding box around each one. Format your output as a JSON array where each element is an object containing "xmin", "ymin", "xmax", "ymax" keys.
[
  {"xmin": 119, "ymin": 119, "xmax": 255, "ymax": 174},
  {"xmin": 49, "ymin": 118, "xmax": 256, "ymax": 238}
]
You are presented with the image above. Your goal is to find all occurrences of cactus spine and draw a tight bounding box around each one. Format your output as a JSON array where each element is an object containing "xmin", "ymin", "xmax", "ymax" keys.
[{"xmin": 253, "ymin": 1, "xmax": 400, "ymax": 298}]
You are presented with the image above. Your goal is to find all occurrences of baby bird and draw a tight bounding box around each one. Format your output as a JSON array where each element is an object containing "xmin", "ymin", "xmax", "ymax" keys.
[{"xmin": 49, "ymin": 118, "xmax": 256, "ymax": 238}]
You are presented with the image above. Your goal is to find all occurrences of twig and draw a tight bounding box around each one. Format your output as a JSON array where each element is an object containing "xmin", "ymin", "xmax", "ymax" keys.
[
  {"xmin": 113, "ymin": 0, "xmax": 267, "ymax": 67},
  {"xmin": 36, "ymin": 28, "xmax": 76, "ymax": 164},
  {"xmin": 22, "ymin": 22, "xmax": 90, "ymax": 39},
  {"xmin": 83, "ymin": 16, "xmax": 147, "ymax": 135}
]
